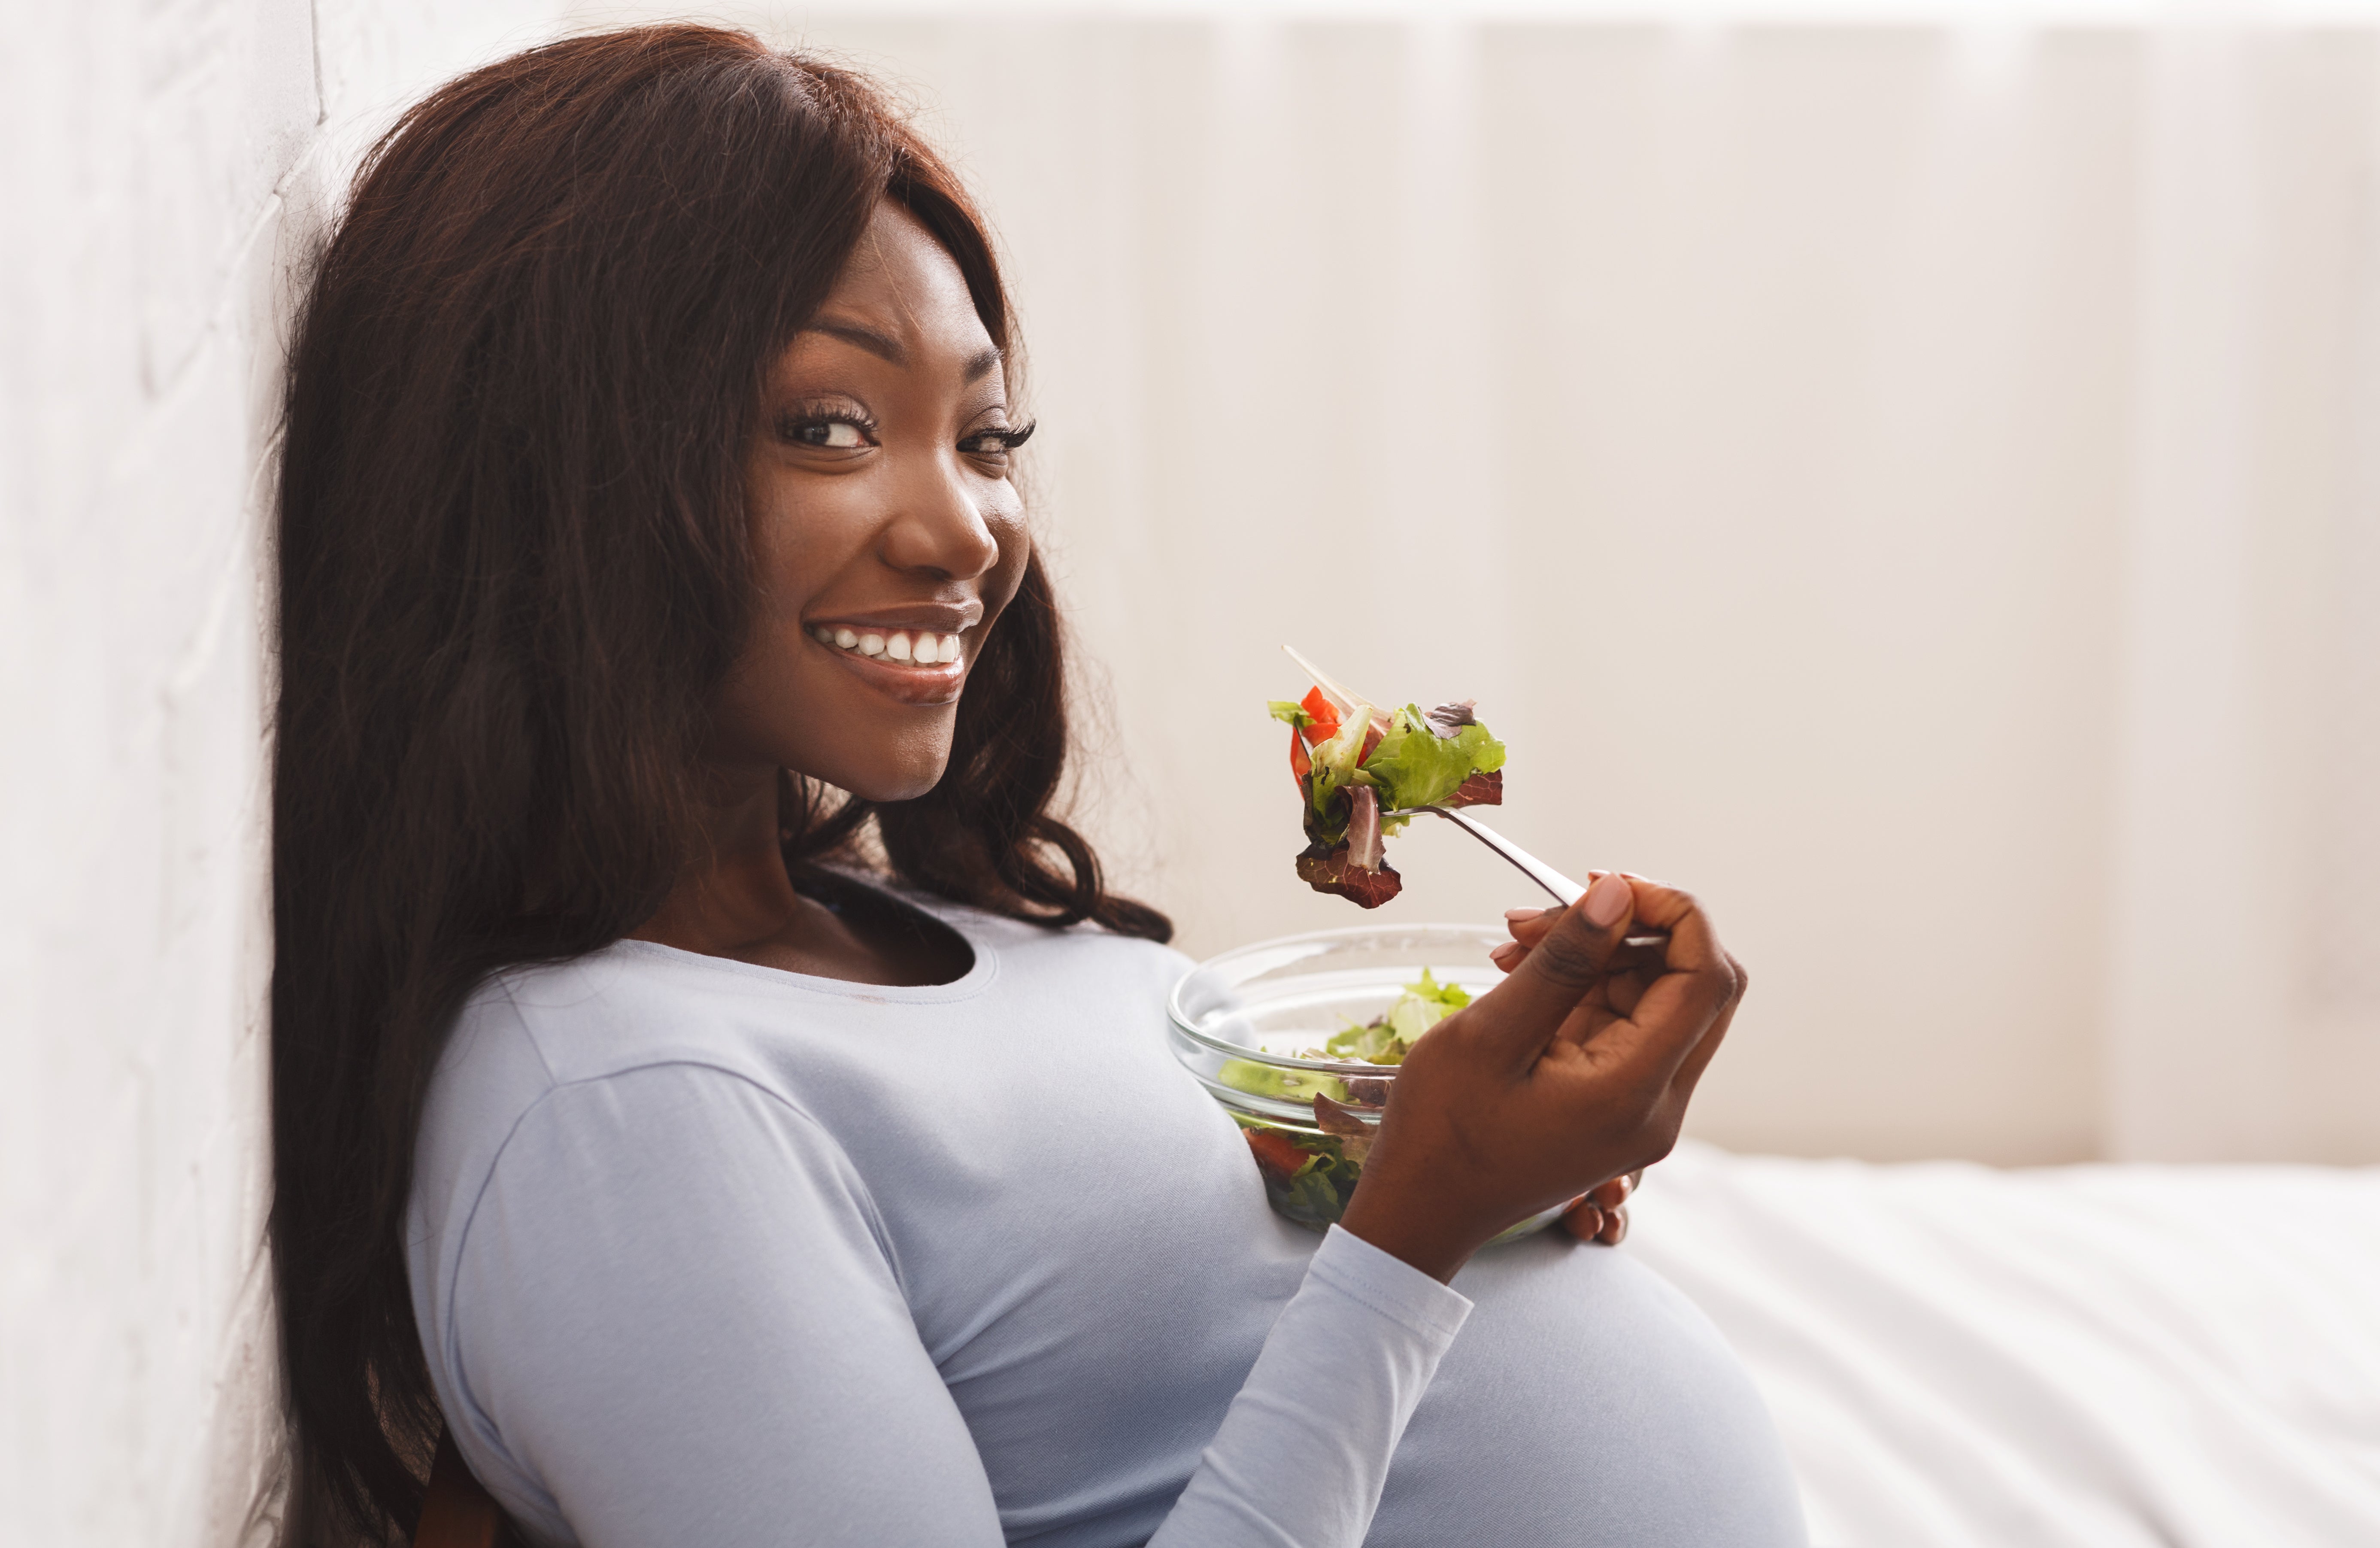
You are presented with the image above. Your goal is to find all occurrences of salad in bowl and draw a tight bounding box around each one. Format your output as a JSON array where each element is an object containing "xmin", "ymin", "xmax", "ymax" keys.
[{"xmin": 1168, "ymin": 924, "xmax": 1570, "ymax": 1244}]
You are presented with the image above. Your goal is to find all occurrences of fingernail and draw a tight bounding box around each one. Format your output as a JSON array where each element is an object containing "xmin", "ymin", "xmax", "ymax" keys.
[
  {"xmin": 1488, "ymin": 941, "xmax": 1523, "ymax": 967},
  {"xmin": 1584, "ymin": 872, "xmax": 1631, "ymax": 928},
  {"xmin": 1504, "ymin": 907, "xmax": 1547, "ymax": 923}
]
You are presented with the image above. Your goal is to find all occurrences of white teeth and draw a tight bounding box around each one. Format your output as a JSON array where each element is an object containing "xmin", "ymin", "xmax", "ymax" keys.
[{"xmin": 825, "ymin": 626, "xmax": 965, "ymax": 662}]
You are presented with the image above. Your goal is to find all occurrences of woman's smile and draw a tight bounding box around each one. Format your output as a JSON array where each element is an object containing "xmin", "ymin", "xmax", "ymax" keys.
[{"xmin": 809, "ymin": 617, "xmax": 973, "ymax": 704}]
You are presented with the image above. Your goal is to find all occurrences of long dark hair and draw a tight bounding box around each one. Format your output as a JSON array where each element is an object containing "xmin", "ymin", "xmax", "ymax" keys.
[{"xmin": 270, "ymin": 25, "xmax": 1167, "ymax": 1543}]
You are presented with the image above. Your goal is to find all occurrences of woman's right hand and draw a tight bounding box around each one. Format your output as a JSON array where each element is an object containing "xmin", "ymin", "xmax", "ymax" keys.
[{"xmin": 1337, "ymin": 872, "xmax": 1746, "ymax": 1282}]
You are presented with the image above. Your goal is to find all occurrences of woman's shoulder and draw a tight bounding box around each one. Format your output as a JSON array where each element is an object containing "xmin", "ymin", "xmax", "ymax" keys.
[
  {"xmin": 410, "ymin": 947, "xmax": 839, "ymax": 1274},
  {"xmin": 449, "ymin": 942, "xmax": 757, "ymax": 1079},
  {"xmin": 419, "ymin": 947, "xmax": 790, "ymax": 1173}
]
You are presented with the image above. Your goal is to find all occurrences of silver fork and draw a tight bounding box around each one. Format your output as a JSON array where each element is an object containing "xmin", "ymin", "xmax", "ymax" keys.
[
  {"xmin": 1383, "ymin": 805, "xmax": 1672, "ymax": 956},
  {"xmin": 1283, "ymin": 644, "xmax": 1670, "ymax": 956}
]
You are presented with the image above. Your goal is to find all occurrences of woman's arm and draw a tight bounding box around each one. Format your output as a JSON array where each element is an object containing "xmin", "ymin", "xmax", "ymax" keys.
[
  {"xmin": 436, "ymin": 1062, "xmax": 1466, "ymax": 1548},
  {"xmin": 440, "ymin": 1065, "xmax": 1005, "ymax": 1545},
  {"xmin": 1152, "ymin": 1226, "xmax": 1468, "ymax": 1546}
]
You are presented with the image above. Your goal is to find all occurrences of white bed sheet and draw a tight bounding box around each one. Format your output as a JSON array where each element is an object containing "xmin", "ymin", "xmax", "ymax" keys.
[{"xmin": 1628, "ymin": 1141, "xmax": 2380, "ymax": 1548}]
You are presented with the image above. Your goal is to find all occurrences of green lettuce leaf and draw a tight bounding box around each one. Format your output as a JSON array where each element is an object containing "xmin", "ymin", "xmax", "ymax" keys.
[
  {"xmin": 1320, "ymin": 970, "xmax": 1472, "ymax": 1064},
  {"xmin": 1356, "ymin": 705, "xmax": 1507, "ymax": 815},
  {"xmin": 1323, "ymin": 1019, "xmax": 1406, "ymax": 1064},
  {"xmin": 1403, "ymin": 967, "xmax": 1472, "ymax": 1013},
  {"xmin": 1218, "ymin": 1058, "xmax": 1349, "ymax": 1105},
  {"xmin": 1273, "ymin": 1154, "xmax": 1356, "ymax": 1229},
  {"xmin": 1268, "ymin": 700, "xmax": 1314, "ymax": 729}
]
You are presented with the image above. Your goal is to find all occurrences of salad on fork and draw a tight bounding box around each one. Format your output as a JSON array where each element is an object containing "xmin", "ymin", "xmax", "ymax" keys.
[{"xmin": 1269, "ymin": 648, "xmax": 1508, "ymax": 908}]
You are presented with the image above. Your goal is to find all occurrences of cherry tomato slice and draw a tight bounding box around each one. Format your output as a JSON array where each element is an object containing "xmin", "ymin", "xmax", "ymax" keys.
[
  {"xmin": 1244, "ymin": 1126, "xmax": 1314, "ymax": 1179},
  {"xmin": 1299, "ymin": 686, "xmax": 1341, "ymax": 747}
]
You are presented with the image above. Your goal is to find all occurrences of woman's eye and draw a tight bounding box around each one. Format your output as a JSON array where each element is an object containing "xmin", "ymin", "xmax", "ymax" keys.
[
  {"xmin": 797, "ymin": 420, "xmax": 870, "ymax": 450},
  {"xmin": 961, "ymin": 422, "xmax": 1034, "ymax": 458}
]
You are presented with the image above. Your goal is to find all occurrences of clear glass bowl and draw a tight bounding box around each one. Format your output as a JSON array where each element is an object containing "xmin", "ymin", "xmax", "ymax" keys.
[{"xmin": 1168, "ymin": 923, "xmax": 1567, "ymax": 1245}]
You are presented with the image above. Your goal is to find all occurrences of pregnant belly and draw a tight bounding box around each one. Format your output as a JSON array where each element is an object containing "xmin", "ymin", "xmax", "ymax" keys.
[{"xmin": 1365, "ymin": 1235, "xmax": 1807, "ymax": 1548}]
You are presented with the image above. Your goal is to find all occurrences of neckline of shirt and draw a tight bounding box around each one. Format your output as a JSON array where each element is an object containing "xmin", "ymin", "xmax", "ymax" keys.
[{"xmin": 607, "ymin": 878, "xmax": 1002, "ymax": 1005}]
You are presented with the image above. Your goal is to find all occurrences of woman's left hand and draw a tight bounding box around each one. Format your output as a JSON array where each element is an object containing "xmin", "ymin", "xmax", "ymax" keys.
[
  {"xmin": 1560, "ymin": 1170, "xmax": 1640, "ymax": 1245},
  {"xmin": 1491, "ymin": 892, "xmax": 1658, "ymax": 1248}
]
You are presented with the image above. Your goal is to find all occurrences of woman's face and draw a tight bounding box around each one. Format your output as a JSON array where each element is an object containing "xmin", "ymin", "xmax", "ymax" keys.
[{"xmin": 716, "ymin": 201, "xmax": 1031, "ymax": 803}]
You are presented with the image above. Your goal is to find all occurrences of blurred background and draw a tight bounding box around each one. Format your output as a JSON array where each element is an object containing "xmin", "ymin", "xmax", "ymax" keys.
[
  {"xmin": 563, "ymin": 0, "xmax": 2380, "ymax": 1170},
  {"xmin": 7, "ymin": 1, "xmax": 2380, "ymax": 1540}
]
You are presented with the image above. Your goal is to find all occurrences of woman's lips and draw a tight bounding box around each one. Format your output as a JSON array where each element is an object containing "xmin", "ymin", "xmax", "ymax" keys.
[{"xmin": 810, "ymin": 624, "xmax": 967, "ymax": 705}]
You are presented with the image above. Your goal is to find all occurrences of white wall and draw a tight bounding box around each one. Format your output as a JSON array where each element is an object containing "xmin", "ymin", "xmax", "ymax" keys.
[{"xmin": 0, "ymin": 4, "xmax": 559, "ymax": 1542}]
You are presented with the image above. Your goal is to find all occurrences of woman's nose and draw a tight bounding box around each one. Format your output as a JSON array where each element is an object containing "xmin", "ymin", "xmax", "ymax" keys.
[{"xmin": 878, "ymin": 451, "xmax": 1004, "ymax": 580}]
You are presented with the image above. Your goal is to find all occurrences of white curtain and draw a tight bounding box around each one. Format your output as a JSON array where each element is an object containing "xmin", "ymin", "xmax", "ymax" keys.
[
  {"xmin": 576, "ymin": 5, "xmax": 2380, "ymax": 1163},
  {"xmin": 2107, "ymin": 24, "xmax": 2380, "ymax": 1161}
]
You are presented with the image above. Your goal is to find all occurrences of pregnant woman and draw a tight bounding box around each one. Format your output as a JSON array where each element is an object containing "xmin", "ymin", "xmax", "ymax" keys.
[{"xmin": 270, "ymin": 26, "xmax": 1804, "ymax": 1548}]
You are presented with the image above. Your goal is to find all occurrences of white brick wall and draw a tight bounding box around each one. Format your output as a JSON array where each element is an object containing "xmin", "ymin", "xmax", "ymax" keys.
[{"xmin": 0, "ymin": 5, "xmax": 559, "ymax": 1542}]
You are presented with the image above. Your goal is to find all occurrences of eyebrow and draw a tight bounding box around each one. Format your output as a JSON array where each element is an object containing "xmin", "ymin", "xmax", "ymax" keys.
[{"xmin": 803, "ymin": 319, "xmax": 1004, "ymax": 384}]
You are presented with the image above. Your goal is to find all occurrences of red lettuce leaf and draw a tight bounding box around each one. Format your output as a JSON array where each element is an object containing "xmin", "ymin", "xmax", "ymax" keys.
[
  {"xmin": 1443, "ymin": 769, "xmax": 1502, "ymax": 809},
  {"xmin": 1295, "ymin": 842, "xmax": 1404, "ymax": 908},
  {"xmin": 1344, "ymin": 785, "xmax": 1384, "ymax": 870}
]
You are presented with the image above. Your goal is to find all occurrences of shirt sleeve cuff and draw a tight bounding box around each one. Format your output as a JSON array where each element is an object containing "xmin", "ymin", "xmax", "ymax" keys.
[{"xmin": 1307, "ymin": 1223, "xmax": 1475, "ymax": 1347}]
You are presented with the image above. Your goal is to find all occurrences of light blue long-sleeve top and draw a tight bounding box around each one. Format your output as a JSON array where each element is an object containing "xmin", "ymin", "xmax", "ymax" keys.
[{"xmin": 406, "ymin": 883, "xmax": 1805, "ymax": 1547}]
